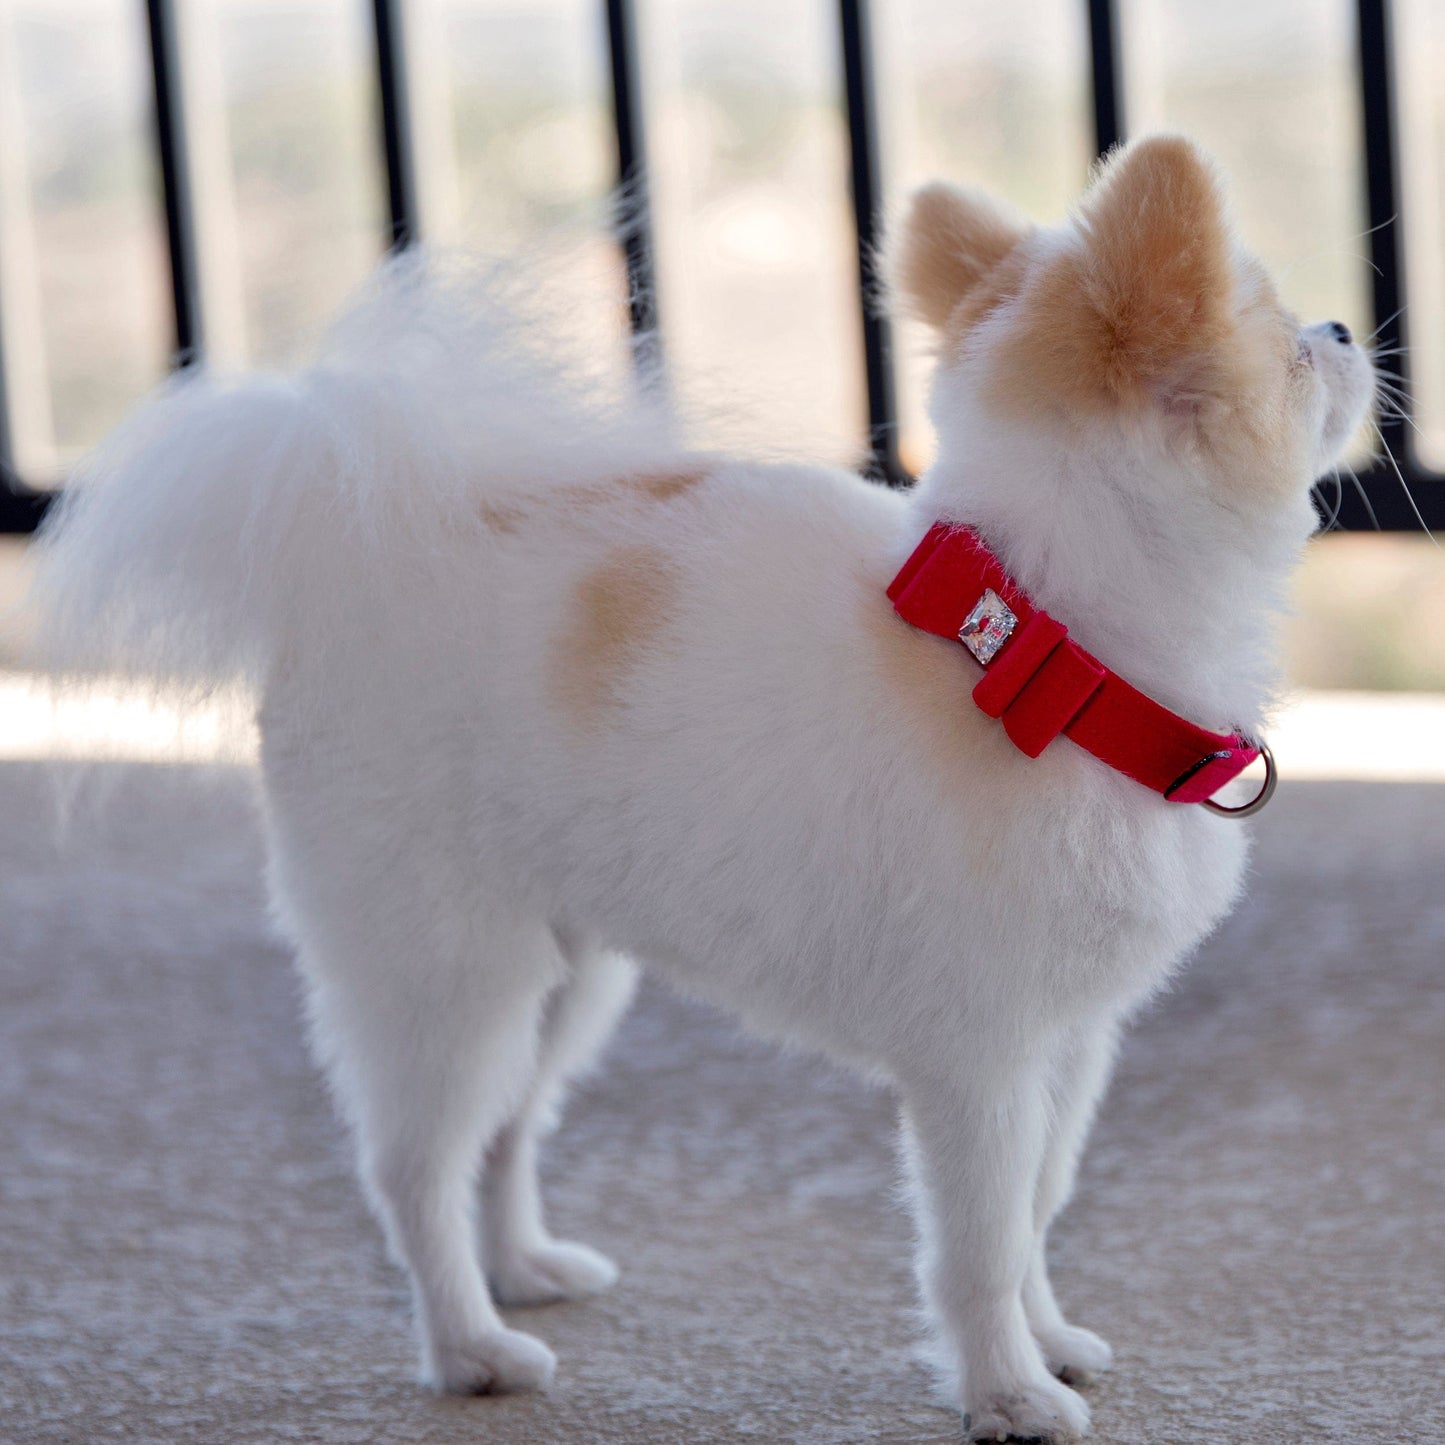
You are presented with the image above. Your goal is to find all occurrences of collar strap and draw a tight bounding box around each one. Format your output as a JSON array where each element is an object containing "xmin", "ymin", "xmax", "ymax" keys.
[{"xmin": 887, "ymin": 522, "xmax": 1261, "ymax": 806}]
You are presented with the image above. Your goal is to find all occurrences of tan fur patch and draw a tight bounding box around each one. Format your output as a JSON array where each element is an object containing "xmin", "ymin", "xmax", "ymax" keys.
[
  {"xmin": 1200, "ymin": 277, "xmax": 1311, "ymax": 499},
  {"xmin": 628, "ymin": 469, "xmax": 706, "ymax": 502},
  {"xmin": 479, "ymin": 501, "xmax": 526, "ymax": 534},
  {"xmin": 479, "ymin": 469, "xmax": 707, "ymax": 538},
  {"xmin": 551, "ymin": 546, "xmax": 678, "ymax": 730},
  {"xmin": 893, "ymin": 182, "xmax": 1031, "ymax": 330},
  {"xmin": 559, "ymin": 482, "xmax": 613, "ymax": 509}
]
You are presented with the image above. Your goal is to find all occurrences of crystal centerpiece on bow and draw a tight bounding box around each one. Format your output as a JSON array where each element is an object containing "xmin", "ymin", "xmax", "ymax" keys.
[{"xmin": 958, "ymin": 588, "xmax": 1017, "ymax": 665}]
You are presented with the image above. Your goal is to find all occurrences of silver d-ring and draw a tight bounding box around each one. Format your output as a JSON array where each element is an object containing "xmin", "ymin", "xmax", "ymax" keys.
[{"xmin": 1202, "ymin": 740, "xmax": 1277, "ymax": 819}]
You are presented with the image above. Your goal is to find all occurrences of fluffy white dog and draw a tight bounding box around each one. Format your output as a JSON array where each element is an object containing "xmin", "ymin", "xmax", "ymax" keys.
[{"xmin": 34, "ymin": 136, "xmax": 1374, "ymax": 1441}]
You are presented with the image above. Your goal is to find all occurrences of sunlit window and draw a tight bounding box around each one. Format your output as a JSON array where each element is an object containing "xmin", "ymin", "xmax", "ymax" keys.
[
  {"xmin": 0, "ymin": 0, "xmax": 170, "ymax": 480},
  {"xmin": 180, "ymin": 0, "xmax": 384, "ymax": 368},
  {"xmin": 641, "ymin": 0, "xmax": 865, "ymax": 463}
]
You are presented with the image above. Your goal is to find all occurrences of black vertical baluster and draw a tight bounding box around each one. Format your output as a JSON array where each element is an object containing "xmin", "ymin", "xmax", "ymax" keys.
[
  {"xmin": 604, "ymin": 0, "xmax": 661, "ymax": 369},
  {"xmin": 0, "ymin": 0, "xmax": 197, "ymax": 530},
  {"xmin": 1356, "ymin": 0, "xmax": 1408, "ymax": 467},
  {"xmin": 0, "ymin": 481, "xmax": 45, "ymax": 531},
  {"xmin": 1086, "ymin": 0, "xmax": 1125, "ymax": 158},
  {"xmin": 0, "ymin": 327, "xmax": 48, "ymax": 524},
  {"xmin": 838, "ymin": 0, "xmax": 902, "ymax": 484},
  {"xmin": 0, "ymin": 311, "xmax": 17, "ymax": 503},
  {"xmin": 145, "ymin": 0, "xmax": 202, "ymax": 366},
  {"xmin": 0, "ymin": 0, "xmax": 198, "ymax": 531},
  {"xmin": 372, "ymin": 0, "xmax": 419, "ymax": 250}
]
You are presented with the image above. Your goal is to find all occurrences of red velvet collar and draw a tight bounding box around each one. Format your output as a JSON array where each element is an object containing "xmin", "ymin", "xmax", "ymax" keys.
[{"xmin": 887, "ymin": 522, "xmax": 1272, "ymax": 812}]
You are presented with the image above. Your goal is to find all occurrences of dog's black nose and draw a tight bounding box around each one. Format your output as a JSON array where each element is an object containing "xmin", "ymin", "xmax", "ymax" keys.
[{"xmin": 1328, "ymin": 320, "xmax": 1353, "ymax": 345}]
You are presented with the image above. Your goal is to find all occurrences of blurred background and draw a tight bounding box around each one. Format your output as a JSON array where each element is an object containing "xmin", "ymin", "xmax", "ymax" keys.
[{"xmin": 0, "ymin": 0, "xmax": 1441, "ymax": 707}]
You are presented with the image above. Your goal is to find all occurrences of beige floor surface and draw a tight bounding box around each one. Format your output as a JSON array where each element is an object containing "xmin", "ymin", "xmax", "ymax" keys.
[{"xmin": 2, "ymin": 761, "xmax": 1443, "ymax": 1444}]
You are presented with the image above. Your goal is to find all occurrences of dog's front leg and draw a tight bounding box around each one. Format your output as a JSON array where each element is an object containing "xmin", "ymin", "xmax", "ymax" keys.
[
  {"xmin": 1023, "ymin": 1017, "xmax": 1121, "ymax": 1384},
  {"xmin": 902, "ymin": 1057, "xmax": 1091, "ymax": 1443}
]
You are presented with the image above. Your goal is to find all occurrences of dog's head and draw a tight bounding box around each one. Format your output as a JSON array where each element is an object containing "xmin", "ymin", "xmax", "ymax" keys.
[{"xmin": 891, "ymin": 135, "xmax": 1374, "ymax": 530}]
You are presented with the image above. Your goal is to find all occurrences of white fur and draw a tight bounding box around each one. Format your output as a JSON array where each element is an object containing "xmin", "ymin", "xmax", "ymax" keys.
[{"xmin": 31, "ymin": 169, "xmax": 1374, "ymax": 1441}]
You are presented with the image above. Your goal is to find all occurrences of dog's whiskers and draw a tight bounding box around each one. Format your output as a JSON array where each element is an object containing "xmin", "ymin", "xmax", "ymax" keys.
[
  {"xmin": 1364, "ymin": 305, "xmax": 1407, "ymax": 345},
  {"xmin": 1313, "ymin": 468, "xmax": 1346, "ymax": 532},
  {"xmin": 1370, "ymin": 378, "xmax": 1435, "ymax": 455},
  {"xmin": 1370, "ymin": 423, "xmax": 1440, "ymax": 545},
  {"xmin": 1344, "ymin": 460, "xmax": 1382, "ymax": 531}
]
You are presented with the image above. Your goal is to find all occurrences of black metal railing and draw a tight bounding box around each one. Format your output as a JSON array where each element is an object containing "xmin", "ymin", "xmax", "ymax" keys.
[{"xmin": 0, "ymin": 0, "xmax": 1438, "ymax": 531}]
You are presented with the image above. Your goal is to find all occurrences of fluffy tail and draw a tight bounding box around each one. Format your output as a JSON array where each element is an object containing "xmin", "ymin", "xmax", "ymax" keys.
[{"xmin": 31, "ymin": 251, "xmax": 677, "ymax": 692}]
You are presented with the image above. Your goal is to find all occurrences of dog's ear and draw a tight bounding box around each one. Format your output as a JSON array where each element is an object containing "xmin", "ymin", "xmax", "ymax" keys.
[
  {"xmin": 1072, "ymin": 135, "xmax": 1235, "ymax": 401},
  {"xmin": 891, "ymin": 183, "xmax": 1031, "ymax": 329}
]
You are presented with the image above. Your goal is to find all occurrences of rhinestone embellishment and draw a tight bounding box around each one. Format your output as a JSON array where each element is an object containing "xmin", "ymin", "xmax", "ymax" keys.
[{"xmin": 958, "ymin": 588, "xmax": 1017, "ymax": 664}]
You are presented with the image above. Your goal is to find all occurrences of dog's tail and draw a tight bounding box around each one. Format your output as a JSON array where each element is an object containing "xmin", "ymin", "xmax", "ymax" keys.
[{"xmin": 29, "ymin": 250, "xmax": 677, "ymax": 694}]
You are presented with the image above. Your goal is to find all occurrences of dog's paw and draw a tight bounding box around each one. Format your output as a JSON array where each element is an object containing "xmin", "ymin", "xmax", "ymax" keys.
[
  {"xmin": 490, "ymin": 1240, "xmax": 620, "ymax": 1306},
  {"xmin": 1036, "ymin": 1323, "xmax": 1114, "ymax": 1386},
  {"xmin": 966, "ymin": 1372, "xmax": 1090, "ymax": 1442},
  {"xmin": 429, "ymin": 1326, "xmax": 557, "ymax": 1394}
]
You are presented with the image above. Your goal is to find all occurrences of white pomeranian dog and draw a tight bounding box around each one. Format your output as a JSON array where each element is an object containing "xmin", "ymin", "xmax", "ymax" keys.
[{"xmin": 33, "ymin": 135, "xmax": 1373, "ymax": 1442}]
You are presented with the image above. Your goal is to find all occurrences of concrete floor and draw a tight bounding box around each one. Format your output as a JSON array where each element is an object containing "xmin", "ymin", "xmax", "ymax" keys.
[{"xmin": 2, "ymin": 760, "xmax": 1443, "ymax": 1444}]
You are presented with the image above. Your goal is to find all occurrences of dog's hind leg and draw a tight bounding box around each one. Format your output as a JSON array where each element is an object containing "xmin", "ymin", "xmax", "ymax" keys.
[
  {"xmin": 297, "ymin": 894, "xmax": 566, "ymax": 1394},
  {"xmin": 484, "ymin": 937, "xmax": 638, "ymax": 1305},
  {"xmin": 1023, "ymin": 1016, "xmax": 1121, "ymax": 1384}
]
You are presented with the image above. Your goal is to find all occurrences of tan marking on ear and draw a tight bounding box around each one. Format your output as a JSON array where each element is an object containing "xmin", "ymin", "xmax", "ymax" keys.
[
  {"xmin": 1081, "ymin": 136, "xmax": 1235, "ymax": 382},
  {"xmin": 988, "ymin": 136, "xmax": 1237, "ymax": 419},
  {"xmin": 551, "ymin": 546, "xmax": 679, "ymax": 731},
  {"xmin": 893, "ymin": 183, "xmax": 1032, "ymax": 330},
  {"xmin": 943, "ymin": 245, "xmax": 1032, "ymax": 347}
]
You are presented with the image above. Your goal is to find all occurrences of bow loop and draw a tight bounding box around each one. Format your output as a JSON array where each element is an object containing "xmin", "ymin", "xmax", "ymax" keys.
[{"xmin": 971, "ymin": 614, "xmax": 1106, "ymax": 758}]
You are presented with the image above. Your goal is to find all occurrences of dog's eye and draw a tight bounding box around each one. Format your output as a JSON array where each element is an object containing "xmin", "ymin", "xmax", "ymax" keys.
[{"xmin": 1295, "ymin": 337, "xmax": 1315, "ymax": 369}]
